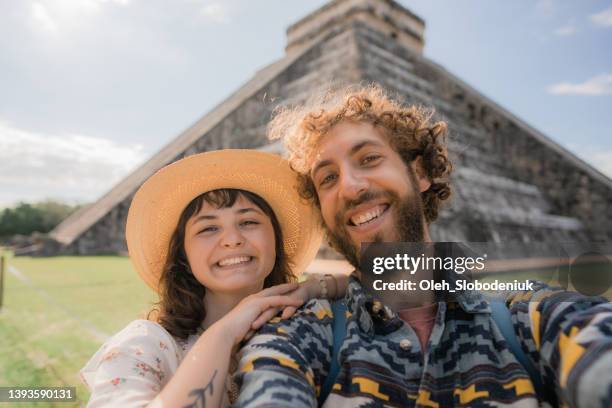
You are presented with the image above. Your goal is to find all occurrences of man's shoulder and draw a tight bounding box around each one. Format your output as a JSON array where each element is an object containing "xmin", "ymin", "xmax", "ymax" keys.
[
  {"xmin": 248, "ymin": 298, "xmax": 335, "ymax": 345},
  {"xmin": 299, "ymin": 297, "xmax": 335, "ymax": 319},
  {"xmin": 277, "ymin": 298, "xmax": 335, "ymax": 327}
]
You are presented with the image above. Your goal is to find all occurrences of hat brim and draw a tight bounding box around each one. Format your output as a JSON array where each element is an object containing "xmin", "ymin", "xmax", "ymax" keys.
[{"xmin": 126, "ymin": 149, "xmax": 323, "ymax": 291}]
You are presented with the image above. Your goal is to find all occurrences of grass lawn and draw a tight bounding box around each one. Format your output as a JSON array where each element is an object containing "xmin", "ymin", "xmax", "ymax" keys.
[{"xmin": 0, "ymin": 254, "xmax": 156, "ymax": 407}]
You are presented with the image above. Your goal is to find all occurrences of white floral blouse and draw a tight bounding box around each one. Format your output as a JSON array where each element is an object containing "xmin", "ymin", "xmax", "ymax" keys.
[{"xmin": 80, "ymin": 319, "xmax": 233, "ymax": 408}]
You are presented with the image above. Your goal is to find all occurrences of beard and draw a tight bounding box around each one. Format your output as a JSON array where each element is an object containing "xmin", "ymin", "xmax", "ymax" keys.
[{"xmin": 326, "ymin": 188, "xmax": 425, "ymax": 269}]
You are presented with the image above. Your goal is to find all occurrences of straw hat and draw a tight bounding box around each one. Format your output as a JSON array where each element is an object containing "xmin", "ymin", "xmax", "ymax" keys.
[{"xmin": 126, "ymin": 149, "xmax": 323, "ymax": 291}]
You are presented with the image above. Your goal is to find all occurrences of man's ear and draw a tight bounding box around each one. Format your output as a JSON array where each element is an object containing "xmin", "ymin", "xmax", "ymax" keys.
[{"xmin": 410, "ymin": 156, "xmax": 431, "ymax": 193}]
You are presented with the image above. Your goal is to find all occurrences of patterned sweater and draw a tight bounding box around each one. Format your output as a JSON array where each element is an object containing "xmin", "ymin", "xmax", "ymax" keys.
[{"xmin": 233, "ymin": 276, "xmax": 612, "ymax": 407}]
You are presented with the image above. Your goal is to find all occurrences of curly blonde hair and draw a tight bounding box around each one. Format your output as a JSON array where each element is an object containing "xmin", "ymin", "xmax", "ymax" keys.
[{"xmin": 268, "ymin": 84, "xmax": 452, "ymax": 223}]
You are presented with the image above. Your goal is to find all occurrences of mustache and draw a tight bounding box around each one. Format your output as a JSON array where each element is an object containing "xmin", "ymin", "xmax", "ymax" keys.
[{"xmin": 341, "ymin": 190, "xmax": 388, "ymax": 214}]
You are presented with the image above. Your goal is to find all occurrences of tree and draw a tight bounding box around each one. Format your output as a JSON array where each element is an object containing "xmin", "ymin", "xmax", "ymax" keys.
[{"xmin": 0, "ymin": 200, "xmax": 82, "ymax": 238}]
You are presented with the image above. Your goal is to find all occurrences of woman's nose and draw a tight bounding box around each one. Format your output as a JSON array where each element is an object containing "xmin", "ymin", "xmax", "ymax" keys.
[{"xmin": 221, "ymin": 228, "xmax": 244, "ymax": 248}]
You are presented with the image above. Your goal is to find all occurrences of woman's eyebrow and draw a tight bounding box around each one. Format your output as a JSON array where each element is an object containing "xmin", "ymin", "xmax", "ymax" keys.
[
  {"xmin": 190, "ymin": 214, "xmax": 217, "ymax": 225},
  {"xmin": 236, "ymin": 207, "xmax": 263, "ymax": 215}
]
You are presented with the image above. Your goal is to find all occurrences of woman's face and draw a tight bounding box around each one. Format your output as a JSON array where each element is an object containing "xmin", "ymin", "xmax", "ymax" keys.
[{"xmin": 183, "ymin": 194, "xmax": 277, "ymax": 295}]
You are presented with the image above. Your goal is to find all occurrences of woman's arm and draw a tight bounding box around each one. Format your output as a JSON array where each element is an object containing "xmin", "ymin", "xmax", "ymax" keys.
[
  {"xmin": 149, "ymin": 322, "xmax": 231, "ymax": 408},
  {"xmin": 250, "ymin": 273, "xmax": 350, "ymax": 327},
  {"xmin": 152, "ymin": 283, "xmax": 304, "ymax": 408}
]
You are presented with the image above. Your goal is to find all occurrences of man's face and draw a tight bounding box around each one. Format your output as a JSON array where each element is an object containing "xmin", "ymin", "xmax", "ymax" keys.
[{"xmin": 309, "ymin": 121, "xmax": 430, "ymax": 266}]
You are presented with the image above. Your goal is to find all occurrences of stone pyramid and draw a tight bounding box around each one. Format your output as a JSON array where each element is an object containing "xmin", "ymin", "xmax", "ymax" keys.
[{"xmin": 49, "ymin": 0, "xmax": 612, "ymax": 256}]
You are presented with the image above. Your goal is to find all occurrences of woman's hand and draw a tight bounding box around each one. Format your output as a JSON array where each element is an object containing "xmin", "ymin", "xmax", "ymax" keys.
[
  {"xmin": 267, "ymin": 274, "xmax": 350, "ymax": 325},
  {"xmin": 214, "ymin": 283, "xmax": 304, "ymax": 346},
  {"xmin": 249, "ymin": 279, "xmax": 317, "ymax": 329}
]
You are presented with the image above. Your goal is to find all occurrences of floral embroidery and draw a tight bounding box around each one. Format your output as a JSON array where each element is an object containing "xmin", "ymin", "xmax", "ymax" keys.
[
  {"xmin": 82, "ymin": 320, "xmax": 200, "ymax": 403},
  {"xmin": 101, "ymin": 349, "xmax": 120, "ymax": 362},
  {"xmin": 110, "ymin": 377, "xmax": 126, "ymax": 387},
  {"xmin": 133, "ymin": 362, "xmax": 165, "ymax": 382}
]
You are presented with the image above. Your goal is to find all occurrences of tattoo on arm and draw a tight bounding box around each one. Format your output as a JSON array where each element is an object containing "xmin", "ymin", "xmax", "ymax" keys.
[{"xmin": 183, "ymin": 369, "xmax": 218, "ymax": 408}]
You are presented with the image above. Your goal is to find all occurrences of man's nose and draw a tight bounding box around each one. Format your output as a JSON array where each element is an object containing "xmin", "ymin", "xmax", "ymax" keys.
[
  {"xmin": 338, "ymin": 168, "xmax": 368, "ymax": 200},
  {"xmin": 220, "ymin": 228, "xmax": 244, "ymax": 248}
]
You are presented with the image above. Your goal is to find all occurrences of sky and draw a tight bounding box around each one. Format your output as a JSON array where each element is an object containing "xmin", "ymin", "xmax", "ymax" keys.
[{"xmin": 0, "ymin": 0, "xmax": 611, "ymax": 208}]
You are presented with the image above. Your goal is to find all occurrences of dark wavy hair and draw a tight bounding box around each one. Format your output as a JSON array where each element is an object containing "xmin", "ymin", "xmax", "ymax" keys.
[
  {"xmin": 149, "ymin": 188, "xmax": 295, "ymax": 340},
  {"xmin": 268, "ymin": 84, "xmax": 452, "ymax": 223}
]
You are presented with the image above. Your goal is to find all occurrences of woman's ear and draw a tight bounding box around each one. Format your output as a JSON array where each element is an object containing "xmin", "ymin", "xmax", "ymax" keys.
[{"xmin": 410, "ymin": 156, "xmax": 432, "ymax": 193}]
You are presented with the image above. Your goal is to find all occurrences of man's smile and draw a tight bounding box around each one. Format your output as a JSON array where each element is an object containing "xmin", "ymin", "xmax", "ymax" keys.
[{"xmin": 345, "ymin": 202, "xmax": 391, "ymax": 236}]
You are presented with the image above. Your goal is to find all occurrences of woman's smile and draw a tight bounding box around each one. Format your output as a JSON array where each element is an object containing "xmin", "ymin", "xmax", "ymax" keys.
[{"xmin": 215, "ymin": 255, "xmax": 254, "ymax": 268}]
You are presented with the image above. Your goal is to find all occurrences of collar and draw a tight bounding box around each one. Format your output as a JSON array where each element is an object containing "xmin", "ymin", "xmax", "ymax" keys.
[{"xmin": 344, "ymin": 273, "xmax": 491, "ymax": 336}]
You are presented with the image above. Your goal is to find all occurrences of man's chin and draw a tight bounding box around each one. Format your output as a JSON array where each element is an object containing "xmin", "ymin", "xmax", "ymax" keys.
[{"xmin": 352, "ymin": 233, "xmax": 392, "ymax": 247}]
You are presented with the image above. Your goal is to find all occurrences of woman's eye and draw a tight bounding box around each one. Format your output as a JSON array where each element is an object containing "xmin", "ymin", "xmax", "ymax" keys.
[
  {"xmin": 198, "ymin": 226, "xmax": 218, "ymax": 234},
  {"xmin": 240, "ymin": 220, "xmax": 259, "ymax": 227}
]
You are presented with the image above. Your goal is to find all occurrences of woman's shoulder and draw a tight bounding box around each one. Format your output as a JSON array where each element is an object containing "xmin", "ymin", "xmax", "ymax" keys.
[
  {"xmin": 94, "ymin": 319, "xmax": 180, "ymax": 359},
  {"xmin": 110, "ymin": 319, "xmax": 176, "ymax": 345},
  {"xmin": 80, "ymin": 319, "xmax": 181, "ymax": 390}
]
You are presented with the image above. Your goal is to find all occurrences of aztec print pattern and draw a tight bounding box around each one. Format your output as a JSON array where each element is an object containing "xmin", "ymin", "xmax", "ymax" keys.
[{"xmin": 233, "ymin": 276, "xmax": 612, "ymax": 407}]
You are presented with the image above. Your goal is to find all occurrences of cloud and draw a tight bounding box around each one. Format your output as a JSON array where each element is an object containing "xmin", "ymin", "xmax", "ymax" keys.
[
  {"xmin": 28, "ymin": 0, "xmax": 130, "ymax": 35},
  {"xmin": 31, "ymin": 2, "xmax": 59, "ymax": 33},
  {"xmin": 200, "ymin": 2, "xmax": 231, "ymax": 24},
  {"xmin": 0, "ymin": 121, "xmax": 147, "ymax": 207},
  {"xmin": 553, "ymin": 24, "xmax": 577, "ymax": 36},
  {"xmin": 547, "ymin": 74, "xmax": 612, "ymax": 95},
  {"xmin": 96, "ymin": 0, "xmax": 130, "ymax": 5},
  {"xmin": 591, "ymin": 6, "xmax": 612, "ymax": 27}
]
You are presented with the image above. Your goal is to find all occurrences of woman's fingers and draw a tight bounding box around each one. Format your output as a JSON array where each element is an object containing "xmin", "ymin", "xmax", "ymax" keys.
[
  {"xmin": 248, "ymin": 295, "xmax": 303, "ymax": 328},
  {"xmin": 281, "ymin": 306, "xmax": 298, "ymax": 320},
  {"xmin": 251, "ymin": 306, "xmax": 282, "ymax": 329},
  {"xmin": 256, "ymin": 282, "xmax": 299, "ymax": 297},
  {"xmin": 244, "ymin": 329, "xmax": 255, "ymax": 342},
  {"xmin": 258, "ymin": 295, "xmax": 304, "ymax": 309}
]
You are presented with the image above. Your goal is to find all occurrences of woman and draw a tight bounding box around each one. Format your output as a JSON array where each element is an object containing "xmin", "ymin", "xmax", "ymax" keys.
[{"xmin": 80, "ymin": 150, "xmax": 346, "ymax": 407}]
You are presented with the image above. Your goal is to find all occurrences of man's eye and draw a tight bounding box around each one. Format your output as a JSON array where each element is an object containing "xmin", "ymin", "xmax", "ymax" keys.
[
  {"xmin": 320, "ymin": 173, "xmax": 338, "ymax": 187},
  {"xmin": 362, "ymin": 154, "xmax": 381, "ymax": 165}
]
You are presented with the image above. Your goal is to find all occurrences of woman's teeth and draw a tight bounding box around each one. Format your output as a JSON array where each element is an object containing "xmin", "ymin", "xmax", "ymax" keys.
[
  {"xmin": 350, "ymin": 205, "xmax": 386, "ymax": 226},
  {"xmin": 217, "ymin": 256, "xmax": 251, "ymax": 267}
]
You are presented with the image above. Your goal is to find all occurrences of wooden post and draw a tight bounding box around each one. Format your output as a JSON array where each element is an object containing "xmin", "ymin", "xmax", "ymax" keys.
[{"xmin": 0, "ymin": 253, "xmax": 4, "ymax": 310}]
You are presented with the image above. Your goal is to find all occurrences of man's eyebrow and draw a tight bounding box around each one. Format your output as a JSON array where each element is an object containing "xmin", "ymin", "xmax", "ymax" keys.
[
  {"xmin": 350, "ymin": 139, "xmax": 385, "ymax": 154},
  {"xmin": 311, "ymin": 159, "xmax": 334, "ymax": 179}
]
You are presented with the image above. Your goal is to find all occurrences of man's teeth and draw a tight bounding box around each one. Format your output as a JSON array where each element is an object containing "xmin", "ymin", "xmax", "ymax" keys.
[
  {"xmin": 218, "ymin": 256, "xmax": 251, "ymax": 267},
  {"xmin": 351, "ymin": 206, "xmax": 385, "ymax": 226}
]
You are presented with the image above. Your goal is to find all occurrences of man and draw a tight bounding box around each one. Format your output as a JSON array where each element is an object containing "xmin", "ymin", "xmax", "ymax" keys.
[{"xmin": 233, "ymin": 85, "xmax": 612, "ymax": 407}]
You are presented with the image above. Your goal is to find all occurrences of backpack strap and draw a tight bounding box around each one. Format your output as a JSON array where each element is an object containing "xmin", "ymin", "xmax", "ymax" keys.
[
  {"xmin": 319, "ymin": 299, "xmax": 346, "ymax": 405},
  {"xmin": 489, "ymin": 298, "xmax": 544, "ymax": 399}
]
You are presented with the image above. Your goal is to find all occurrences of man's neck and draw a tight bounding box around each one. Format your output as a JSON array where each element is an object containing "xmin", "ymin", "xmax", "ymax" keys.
[{"xmin": 354, "ymin": 224, "xmax": 437, "ymax": 310}]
